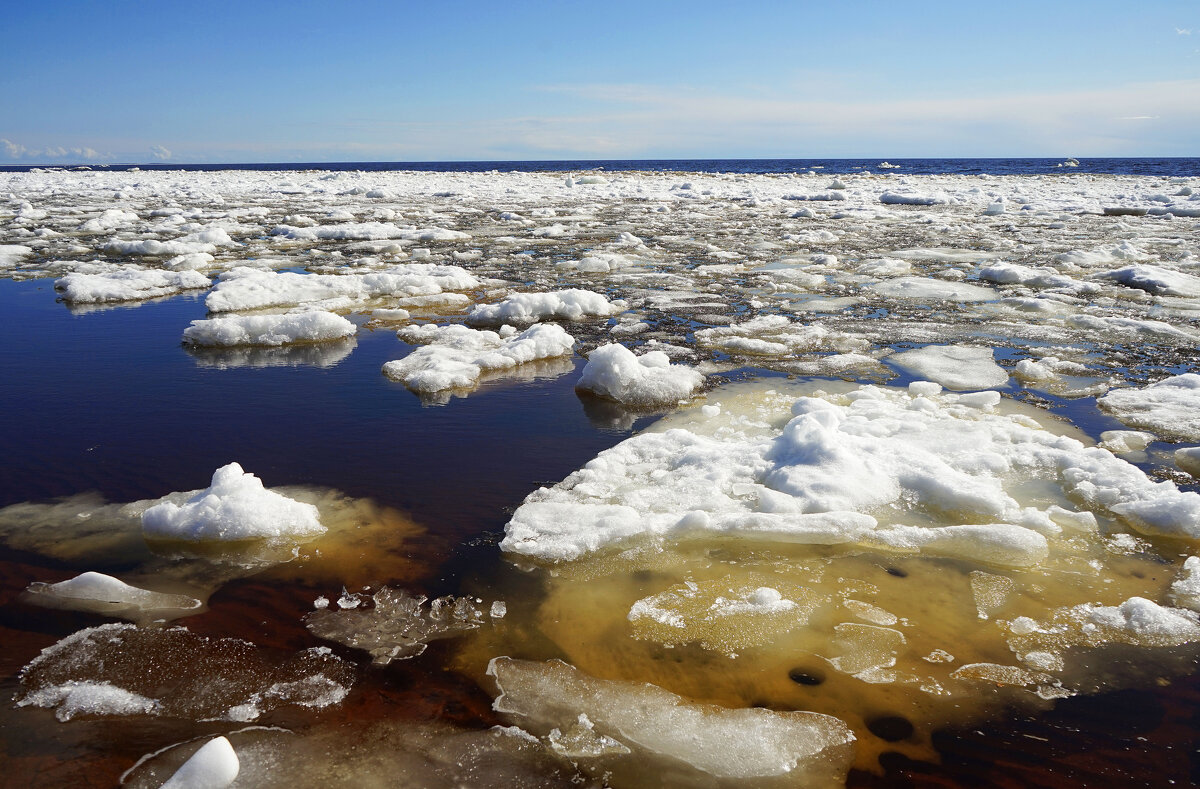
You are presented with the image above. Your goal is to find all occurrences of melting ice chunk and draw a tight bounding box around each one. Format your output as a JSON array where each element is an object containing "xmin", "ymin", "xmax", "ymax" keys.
[
  {"xmin": 384, "ymin": 322, "xmax": 575, "ymax": 395},
  {"xmin": 306, "ymin": 586, "xmax": 488, "ymax": 664},
  {"xmin": 575, "ymin": 344, "xmax": 704, "ymax": 406},
  {"xmin": 487, "ymin": 657, "xmax": 854, "ymax": 783},
  {"xmin": 142, "ymin": 463, "xmax": 324, "ymax": 541},
  {"xmin": 1099, "ymin": 374, "xmax": 1200, "ymax": 441},
  {"xmin": 23, "ymin": 571, "xmax": 201, "ymax": 622},
  {"xmin": 160, "ymin": 737, "xmax": 240, "ymax": 789}
]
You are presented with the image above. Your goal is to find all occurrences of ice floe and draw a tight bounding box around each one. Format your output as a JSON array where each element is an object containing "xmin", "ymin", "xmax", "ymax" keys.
[
  {"xmin": 488, "ymin": 657, "xmax": 854, "ymax": 785},
  {"xmin": 887, "ymin": 345, "xmax": 1009, "ymax": 390},
  {"xmin": 384, "ymin": 322, "xmax": 575, "ymax": 395},
  {"xmin": 466, "ymin": 289, "xmax": 622, "ymax": 325},
  {"xmin": 182, "ymin": 310, "xmax": 356, "ymax": 346},
  {"xmin": 23, "ymin": 571, "xmax": 201, "ymax": 623},
  {"xmin": 142, "ymin": 462, "xmax": 325, "ymax": 541},
  {"xmin": 17, "ymin": 623, "xmax": 354, "ymax": 722},
  {"xmin": 575, "ymin": 344, "xmax": 705, "ymax": 407},
  {"xmin": 55, "ymin": 267, "xmax": 210, "ymax": 303},
  {"xmin": 1099, "ymin": 374, "xmax": 1200, "ymax": 441}
]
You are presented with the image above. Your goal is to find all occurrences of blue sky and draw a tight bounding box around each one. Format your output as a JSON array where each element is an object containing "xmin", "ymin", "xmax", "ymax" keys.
[{"xmin": 2, "ymin": 1, "xmax": 1197, "ymax": 162}]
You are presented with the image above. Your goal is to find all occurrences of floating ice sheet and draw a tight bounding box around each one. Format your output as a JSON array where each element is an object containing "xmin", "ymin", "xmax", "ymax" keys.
[
  {"xmin": 384, "ymin": 322, "xmax": 575, "ymax": 395},
  {"xmin": 142, "ymin": 463, "xmax": 325, "ymax": 541},
  {"xmin": 1099, "ymin": 374, "xmax": 1200, "ymax": 441},
  {"xmin": 487, "ymin": 657, "xmax": 854, "ymax": 785},
  {"xmin": 182, "ymin": 310, "xmax": 357, "ymax": 347}
]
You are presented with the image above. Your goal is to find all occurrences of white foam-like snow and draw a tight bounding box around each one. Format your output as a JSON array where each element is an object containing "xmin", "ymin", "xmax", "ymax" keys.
[
  {"xmin": 503, "ymin": 382, "xmax": 1200, "ymax": 562},
  {"xmin": 575, "ymin": 344, "xmax": 705, "ymax": 407},
  {"xmin": 182, "ymin": 311, "xmax": 356, "ymax": 347},
  {"xmin": 888, "ymin": 346, "xmax": 1009, "ymax": 390},
  {"xmin": 467, "ymin": 289, "xmax": 620, "ymax": 325},
  {"xmin": 205, "ymin": 264, "xmax": 479, "ymax": 312},
  {"xmin": 142, "ymin": 463, "xmax": 324, "ymax": 541},
  {"xmin": 383, "ymin": 322, "xmax": 576, "ymax": 393}
]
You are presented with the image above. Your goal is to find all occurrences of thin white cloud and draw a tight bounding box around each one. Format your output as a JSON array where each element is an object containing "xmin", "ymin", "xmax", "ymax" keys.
[
  {"xmin": 0, "ymin": 139, "xmax": 106, "ymax": 161},
  {"xmin": 150, "ymin": 145, "xmax": 172, "ymax": 160},
  {"xmin": 1178, "ymin": 28, "xmax": 1192, "ymax": 35},
  {"xmin": 1116, "ymin": 116, "xmax": 1159, "ymax": 120},
  {"xmin": 1, "ymin": 138, "xmax": 28, "ymax": 158}
]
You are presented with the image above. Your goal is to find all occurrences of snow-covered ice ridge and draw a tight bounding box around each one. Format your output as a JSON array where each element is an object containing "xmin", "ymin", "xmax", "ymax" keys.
[{"xmin": 1, "ymin": 168, "xmax": 1197, "ymax": 395}]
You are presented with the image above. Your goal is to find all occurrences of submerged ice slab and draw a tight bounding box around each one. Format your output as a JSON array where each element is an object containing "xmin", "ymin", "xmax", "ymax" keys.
[
  {"xmin": 305, "ymin": 587, "xmax": 489, "ymax": 664},
  {"xmin": 575, "ymin": 344, "xmax": 704, "ymax": 407},
  {"xmin": 888, "ymin": 346, "xmax": 1009, "ymax": 390},
  {"xmin": 182, "ymin": 310, "xmax": 357, "ymax": 347},
  {"xmin": 17, "ymin": 623, "xmax": 354, "ymax": 723},
  {"xmin": 487, "ymin": 657, "xmax": 854, "ymax": 784},
  {"xmin": 142, "ymin": 463, "xmax": 324, "ymax": 541}
]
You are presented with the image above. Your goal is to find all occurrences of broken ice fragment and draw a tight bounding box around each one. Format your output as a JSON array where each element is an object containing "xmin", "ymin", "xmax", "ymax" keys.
[
  {"xmin": 160, "ymin": 736, "xmax": 239, "ymax": 789},
  {"xmin": 23, "ymin": 571, "xmax": 201, "ymax": 623},
  {"xmin": 487, "ymin": 657, "xmax": 854, "ymax": 783}
]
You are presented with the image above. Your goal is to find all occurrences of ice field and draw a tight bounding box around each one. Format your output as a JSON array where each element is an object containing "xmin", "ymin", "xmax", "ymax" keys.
[{"xmin": 2, "ymin": 164, "xmax": 1200, "ymax": 786}]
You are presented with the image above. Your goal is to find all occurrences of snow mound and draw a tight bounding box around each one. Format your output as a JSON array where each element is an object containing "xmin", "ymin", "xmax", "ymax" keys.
[
  {"xmin": 182, "ymin": 311, "xmax": 356, "ymax": 347},
  {"xmin": 142, "ymin": 463, "xmax": 324, "ymax": 541},
  {"xmin": 576, "ymin": 344, "xmax": 704, "ymax": 407}
]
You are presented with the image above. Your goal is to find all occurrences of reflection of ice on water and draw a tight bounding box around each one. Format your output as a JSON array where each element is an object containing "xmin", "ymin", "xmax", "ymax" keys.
[{"xmin": 186, "ymin": 336, "xmax": 357, "ymax": 369}]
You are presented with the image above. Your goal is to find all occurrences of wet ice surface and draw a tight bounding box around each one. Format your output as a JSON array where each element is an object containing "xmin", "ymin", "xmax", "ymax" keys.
[{"xmin": 2, "ymin": 166, "xmax": 1200, "ymax": 786}]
